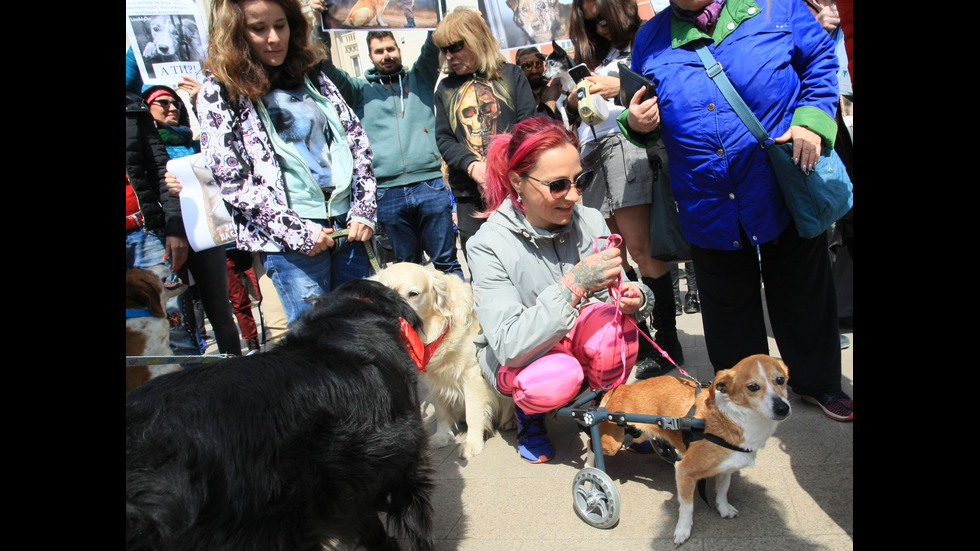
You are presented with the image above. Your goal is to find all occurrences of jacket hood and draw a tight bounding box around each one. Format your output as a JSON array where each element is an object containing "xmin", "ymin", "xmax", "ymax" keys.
[
  {"xmin": 140, "ymin": 84, "xmax": 191, "ymax": 128},
  {"xmin": 365, "ymin": 66, "xmax": 406, "ymax": 83}
]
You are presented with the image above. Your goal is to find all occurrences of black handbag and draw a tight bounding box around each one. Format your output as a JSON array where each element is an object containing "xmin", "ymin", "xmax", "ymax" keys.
[
  {"xmin": 648, "ymin": 144, "xmax": 692, "ymax": 262},
  {"xmin": 693, "ymin": 41, "xmax": 852, "ymax": 239}
]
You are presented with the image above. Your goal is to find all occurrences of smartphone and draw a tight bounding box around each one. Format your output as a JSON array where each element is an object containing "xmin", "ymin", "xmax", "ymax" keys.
[{"xmin": 568, "ymin": 63, "xmax": 591, "ymax": 84}]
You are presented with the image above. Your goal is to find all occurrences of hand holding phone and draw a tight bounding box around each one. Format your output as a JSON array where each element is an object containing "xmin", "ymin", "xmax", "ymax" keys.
[{"xmin": 568, "ymin": 63, "xmax": 591, "ymax": 84}]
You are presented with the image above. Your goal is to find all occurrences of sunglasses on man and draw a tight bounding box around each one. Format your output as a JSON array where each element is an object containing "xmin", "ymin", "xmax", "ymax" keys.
[
  {"xmin": 525, "ymin": 169, "xmax": 596, "ymax": 197},
  {"xmin": 439, "ymin": 40, "xmax": 465, "ymax": 54},
  {"xmin": 521, "ymin": 59, "xmax": 544, "ymax": 72}
]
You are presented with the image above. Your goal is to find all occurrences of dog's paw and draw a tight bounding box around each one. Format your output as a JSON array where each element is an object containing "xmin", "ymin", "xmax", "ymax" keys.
[
  {"xmin": 672, "ymin": 525, "xmax": 691, "ymax": 546},
  {"xmin": 429, "ymin": 431, "xmax": 454, "ymax": 448},
  {"xmin": 459, "ymin": 438, "xmax": 485, "ymax": 460},
  {"xmin": 716, "ymin": 502, "xmax": 739, "ymax": 518}
]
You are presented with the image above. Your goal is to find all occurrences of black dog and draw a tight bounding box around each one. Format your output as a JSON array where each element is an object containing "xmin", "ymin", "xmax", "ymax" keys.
[{"xmin": 126, "ymin": 279, "xmax": 434, "ymax": 551}]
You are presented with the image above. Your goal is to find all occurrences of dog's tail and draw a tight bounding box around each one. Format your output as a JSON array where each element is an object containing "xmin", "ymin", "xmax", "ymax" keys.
[{"xmin": 384, "ymin": 450, "xmax": 435, "ymax": 551}]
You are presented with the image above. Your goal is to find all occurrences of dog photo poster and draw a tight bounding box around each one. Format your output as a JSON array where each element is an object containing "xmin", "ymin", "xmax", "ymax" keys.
[
  {"xmin": 168, "ymin": 154, "xmax": 236, "ymax": 252},
  {"xmin": 320, "ymin": 0, "xmax": 443, "ymax": 31},
  {"xmin": 483, "ymin": 0, "xmax": 658, "ymax": 52},
  {"xmin": 126, "ymin": 0, "xmax": 208, "ymax": 86}
]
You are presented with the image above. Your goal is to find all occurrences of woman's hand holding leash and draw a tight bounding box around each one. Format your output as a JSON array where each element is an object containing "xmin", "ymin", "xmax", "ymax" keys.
[
  {"xmin": 346, "ymin": 221, "xmax": 374, "ymax": 242},
  {"xmin": 308, "ymin": 227, "xmax": 335, "ymax": 256},
  {"xmin": 561, "ymin": 246, "xmax": 622, "ymax": 306},
  {"xmin": 617, "ymin": 282, "xmax": 643, "ymax": 315}
]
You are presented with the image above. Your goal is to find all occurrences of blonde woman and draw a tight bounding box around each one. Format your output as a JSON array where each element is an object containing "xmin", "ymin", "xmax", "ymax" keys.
[
  {"xmin": 432, "ymin": 7, "xmax": 537, "ymax": 260},
  {"xmin": 198, "ymin": 0, "xmax": 377, "ymax": 324}
]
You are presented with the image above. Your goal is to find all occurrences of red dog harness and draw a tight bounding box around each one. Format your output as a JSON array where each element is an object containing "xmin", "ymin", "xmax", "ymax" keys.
[{"xmin": 398, "ymin": 318, "xmax": 450, "ymax": 372}]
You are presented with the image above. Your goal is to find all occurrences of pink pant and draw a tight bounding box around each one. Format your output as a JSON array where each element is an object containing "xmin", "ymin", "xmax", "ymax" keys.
[{"xmin": 496, "ymin": 302, "xmax": 639, "ymax": 414}]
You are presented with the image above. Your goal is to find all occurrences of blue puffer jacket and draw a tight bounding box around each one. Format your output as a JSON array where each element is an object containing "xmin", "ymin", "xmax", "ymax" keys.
[{"xmin": 623, "ymin": 0, "xmax": 838, "ymax": 250}]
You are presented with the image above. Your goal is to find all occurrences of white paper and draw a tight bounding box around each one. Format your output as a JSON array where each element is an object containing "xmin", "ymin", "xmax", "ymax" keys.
[
  {"xmin": 168, "ymin": 154, "xmax": 236, "ymax": 252},
  {"xmin": 126, "ymin": 0, "xmax": 208, "ymax": 87}
]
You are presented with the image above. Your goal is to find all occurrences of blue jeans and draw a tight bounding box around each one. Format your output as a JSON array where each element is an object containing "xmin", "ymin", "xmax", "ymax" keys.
[
  {"xmin": 260, "ymin": 215, "xmax": 372, "ymax": 324},
  {"xmin": 125, "ymin": 228, "xmax": 201, "ymax": 355},
  {"xmin": 376, "ymin": 179, "xmax": 463, "ymax": 279}
]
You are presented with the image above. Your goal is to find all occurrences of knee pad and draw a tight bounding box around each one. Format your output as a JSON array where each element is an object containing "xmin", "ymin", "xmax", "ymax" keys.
[
  {"xmin": 498, "ymin": 345, "xmax": 585, "ymax": 414},
  {"xmin": 568, "ymin": 302, "xmax": 639, "ymax": 390}
]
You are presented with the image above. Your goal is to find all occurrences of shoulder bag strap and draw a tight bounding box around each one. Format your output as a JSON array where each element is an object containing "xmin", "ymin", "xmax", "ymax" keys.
[{"xmin": 692, "ymin": 40, "xmax": 772, "ymax": 147}]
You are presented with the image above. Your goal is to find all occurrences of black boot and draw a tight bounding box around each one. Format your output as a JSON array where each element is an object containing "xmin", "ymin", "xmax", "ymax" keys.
[{"xmin": 635, "ymin": 274, "xmax": 684, "ymax": 380}]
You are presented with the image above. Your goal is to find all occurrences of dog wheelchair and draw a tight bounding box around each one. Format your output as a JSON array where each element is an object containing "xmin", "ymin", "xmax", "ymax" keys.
[
  {"xmin": 556, "ymin": 385, "xmax": 705, "ymax": 529},
  {"xmin": 551, "ymin": 233, "xmax": 707, "ymax": 528}
]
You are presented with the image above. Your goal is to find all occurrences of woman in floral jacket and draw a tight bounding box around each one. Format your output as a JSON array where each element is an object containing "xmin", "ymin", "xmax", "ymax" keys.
[{"xmin": 198, "ymin": 0, "xmax": 377, "ymax": 323}]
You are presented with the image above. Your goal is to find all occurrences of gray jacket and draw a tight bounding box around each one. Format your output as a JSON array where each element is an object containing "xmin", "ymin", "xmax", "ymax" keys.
[{"xmin": 465, "ymin": 198, "xmax": 654, "ymax": 393}]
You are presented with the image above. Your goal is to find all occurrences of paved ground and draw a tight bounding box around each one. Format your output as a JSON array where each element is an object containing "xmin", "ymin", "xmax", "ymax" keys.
[{"xmin": 206, "ymin": 251, "xmax": 854, "ymax": 551}]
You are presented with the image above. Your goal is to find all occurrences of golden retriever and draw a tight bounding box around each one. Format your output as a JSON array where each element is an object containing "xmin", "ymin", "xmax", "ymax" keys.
[{"xmin": 373, "ymin": 263, "xmax": 515, "ymax": 459}]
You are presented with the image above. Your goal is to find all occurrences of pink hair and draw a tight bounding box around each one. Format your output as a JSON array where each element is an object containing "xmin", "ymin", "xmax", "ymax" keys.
[{"xmin": 478, "ymin": 116, "xmax": 581, "ymax": 218}]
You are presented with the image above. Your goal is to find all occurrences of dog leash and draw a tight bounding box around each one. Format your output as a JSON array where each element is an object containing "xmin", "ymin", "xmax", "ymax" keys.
[
  {"xmin": 126, "ymin": 354, "xmax": 234, "ymax": 367},
  {"xmin": 326, "ymin": 228, "xmax": 382, "ymax": 274}
]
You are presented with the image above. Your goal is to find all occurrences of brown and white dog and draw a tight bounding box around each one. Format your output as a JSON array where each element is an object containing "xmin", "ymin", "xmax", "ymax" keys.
[
  {"xmin": 506, "ymin": 0, "xmax": 570, "ymax": 45},
  {"xmin": 598, "ymin": 354, "xmax": 791, "ymax": 545},
  {"xmin": 373, "ymin": 263, "xmax": 515, "ymax": 459},
  {"xmin": 126, "ymin": 267, "xmax": 187, "ymax": 392},
  {"xmin": 343, "ymin": 0, "xmax": 395, "ymax": 27}
]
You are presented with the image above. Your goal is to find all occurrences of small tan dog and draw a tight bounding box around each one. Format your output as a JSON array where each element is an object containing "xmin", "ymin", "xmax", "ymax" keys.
[
  {"xmin": 598, "ymin": 354, "xmax": 791, "ymax": 545},
  {"xmin": 343, "ymin": 0, "xmax": 395, "ymax": 27},
  {"xmin": 126, "ymin": 267, "xmax": 188, "ymax": 392},
  {"xmin": 372, "ymin": 262, "xmax": 515, "ymax": 459}
]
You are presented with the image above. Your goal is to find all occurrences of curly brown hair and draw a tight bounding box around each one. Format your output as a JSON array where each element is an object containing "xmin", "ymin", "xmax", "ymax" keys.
[{"xmin": 203, "ymin": 0, "xmax": 327, "ymax": 100}]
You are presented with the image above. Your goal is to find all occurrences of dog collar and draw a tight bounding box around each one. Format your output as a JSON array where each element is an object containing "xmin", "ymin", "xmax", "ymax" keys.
[
  {"xmin": 398, "ymin": 318, "xmax": 451, "ymax": 372},
  {"xmin": 126, "ymin": 308, "xmax": 155, "ymax": 319}
]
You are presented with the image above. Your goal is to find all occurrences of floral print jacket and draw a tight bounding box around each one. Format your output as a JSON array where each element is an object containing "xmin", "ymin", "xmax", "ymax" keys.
[{"xmin": 197, "ymin": 71, "xmax": 377, "ymax": 254}]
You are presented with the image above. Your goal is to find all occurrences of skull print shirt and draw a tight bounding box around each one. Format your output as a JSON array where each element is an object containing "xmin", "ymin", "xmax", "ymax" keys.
[{"xmin": 434, "ymin": 63, "xmax": 537, "ymax": 199}]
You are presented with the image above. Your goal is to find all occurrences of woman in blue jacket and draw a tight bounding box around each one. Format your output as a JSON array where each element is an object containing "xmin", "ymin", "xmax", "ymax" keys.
[{"xmin": 621, "ymin": 0, "xmax": 852, "ymax": 421}]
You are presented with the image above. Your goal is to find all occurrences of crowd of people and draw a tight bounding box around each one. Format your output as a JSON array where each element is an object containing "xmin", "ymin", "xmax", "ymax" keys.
[{"xmin": 126, "ymin": 0, "xmax": 853, "ymax": 464}]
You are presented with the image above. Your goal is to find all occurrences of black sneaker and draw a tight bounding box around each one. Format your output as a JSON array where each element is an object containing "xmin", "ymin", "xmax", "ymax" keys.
[
  {"xmin": 633, "ymin": 355, "xmax": 672, "ymax": 380},
  {"xmin": 683, "ymin": 292, "xmax": 700, "ymax": 314}
]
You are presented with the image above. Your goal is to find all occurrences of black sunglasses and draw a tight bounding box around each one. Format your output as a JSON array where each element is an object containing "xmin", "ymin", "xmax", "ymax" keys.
[
  {"xmin": 584, "ymin": 17, "xmax": 608, "ymax": 28},
  {"xmin": 521, "ymin": 59, "xmax": 544, "ymax": 71},
  {"xmin": 439, "ymin": 40, "xmax": 465, "ymax": 54},
  {"xmin": 525, "ymin": 169, "xmax": 596, "ymax": 197},
  {"xmin": 152, "ymin": 99, "xmax": 181, "ymax": 110}
]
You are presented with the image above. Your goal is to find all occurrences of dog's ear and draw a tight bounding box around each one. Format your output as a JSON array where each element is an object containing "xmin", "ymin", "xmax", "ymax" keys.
[
  {"xmin": 429, "ymin": 270, "xmax": 453, "ymax": 318},
  {"xmin": 127, "ymin": 272, "xmax": 167, "ymax": 318},
  {"xmin": 506, "ymin": 0, "xmax": 518, "ymax": 10},
  {"xmin": 712, "ymin": 368, "xmax": 735, "ymax": 396}
]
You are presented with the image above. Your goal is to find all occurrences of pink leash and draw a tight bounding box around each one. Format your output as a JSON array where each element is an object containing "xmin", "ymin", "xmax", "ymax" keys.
[{"xmin": 591, "ymin": 235, "xmax": 697, "ymax": 386}]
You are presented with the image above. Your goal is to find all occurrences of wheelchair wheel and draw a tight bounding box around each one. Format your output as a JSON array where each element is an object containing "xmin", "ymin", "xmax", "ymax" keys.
[{"xmin": 572, "ymin": 467, "xmax": 621, "ymax": 529}]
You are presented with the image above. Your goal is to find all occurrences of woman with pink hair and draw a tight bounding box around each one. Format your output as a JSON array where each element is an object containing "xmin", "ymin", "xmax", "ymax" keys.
[{"xmin": 466, "ymin": 116, "xmax": 655, "ymax": 463}]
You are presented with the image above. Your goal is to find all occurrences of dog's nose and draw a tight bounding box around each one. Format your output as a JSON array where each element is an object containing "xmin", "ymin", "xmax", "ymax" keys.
[{"xmin": 771, "ymin": 397, "xmax": 790, "ymax": 419}]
